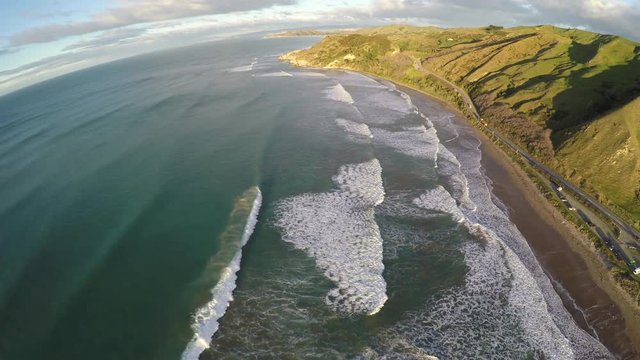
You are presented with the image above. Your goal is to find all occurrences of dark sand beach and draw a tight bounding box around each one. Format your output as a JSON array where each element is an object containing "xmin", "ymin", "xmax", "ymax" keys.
[
  {"xmin": 400, "ymin": 84, "xmax": 640, "ymax": 359},
  {"xmin": 480, "ymin": 135, "xmax": 640, "ymax": 360}
]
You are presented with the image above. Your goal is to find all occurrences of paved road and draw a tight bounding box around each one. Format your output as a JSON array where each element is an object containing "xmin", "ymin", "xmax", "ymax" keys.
[
  {"xmin": 414, "ymin": 61, "xmax": 481, "ymax": 120},
  {"xmin": 415, "ymin": 59, "xmax": 640, "ymax": 244}
]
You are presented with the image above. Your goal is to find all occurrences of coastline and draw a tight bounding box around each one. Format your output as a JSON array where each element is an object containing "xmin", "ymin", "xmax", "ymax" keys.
[
  {"xmin": 480, "ymin": 123, "xmax": 640, "ymax": 359},
  {"xmin": 397, "ymin": 84, "xmax": 640, "ymax": 359},
  {"xmin": 282, "ymin": 49, "xmax": 640, "ymax": 356}
]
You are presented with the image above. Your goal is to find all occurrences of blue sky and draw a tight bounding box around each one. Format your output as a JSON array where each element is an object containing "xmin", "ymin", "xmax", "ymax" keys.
[{"xmin": 1, "ymin": 0, "xmax": 640, "ymax": 95}]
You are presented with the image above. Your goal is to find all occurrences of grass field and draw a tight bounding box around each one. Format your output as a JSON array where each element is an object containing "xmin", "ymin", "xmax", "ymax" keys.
[{"xmin": 283, "ymin": 25, "xmax": 640, "ymax": 223}]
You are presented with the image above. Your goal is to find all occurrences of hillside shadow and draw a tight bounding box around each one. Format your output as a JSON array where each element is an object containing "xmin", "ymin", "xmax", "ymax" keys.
[
  {"xmin": 486, "ymin": 55, "xmax": 575, "ymax": 100},
  {"xmin": 478, "ymin": 43, "xmax": 559, "ymax": 85},
  {"xmin": 502, "ymin": 73, "xmax": 563, "ymax": 98},
  {"xmin": 568, "ymin": 35, "xmax": 615, "ymax": 64},
  {"xmin": 550, "ymin": 58, "xmax": 640, "ymax": 147}
]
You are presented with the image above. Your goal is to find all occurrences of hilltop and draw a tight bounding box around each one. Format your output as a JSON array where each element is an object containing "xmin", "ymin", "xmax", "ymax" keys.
[
  {"xmin": 282, "ymin": 25, "xmax": 640, "ymax": 225},
  {"xmin": 266, "ymin": 29, "xmax": 330, "ymax": 38}
]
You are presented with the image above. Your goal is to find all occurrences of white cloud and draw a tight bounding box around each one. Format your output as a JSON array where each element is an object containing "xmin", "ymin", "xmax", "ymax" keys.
[
  {"xmin": 362, "ymin": 0, "xmax": 640, "ymax": 39},
  {"xmin": 376, "ymin": 0, "xmax": 406, "ymax": 11},
  {"xmin": 10, "ymin": 0, "xmax": 296, "ymax": 45},
  {"xmin": 0, "ymin": 7, "xmax": 363, "ymax": 95}
]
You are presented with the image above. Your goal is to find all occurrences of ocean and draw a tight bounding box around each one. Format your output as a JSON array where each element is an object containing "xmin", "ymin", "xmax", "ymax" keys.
[{"xmin": 0, "ymin": 34, "xmax": 614, "ymax": 359}]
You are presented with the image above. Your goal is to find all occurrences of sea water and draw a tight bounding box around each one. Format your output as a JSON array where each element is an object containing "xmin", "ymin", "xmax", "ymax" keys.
[{"xmin": 0, "ymin": 34, "xmax": 613, "ymax": 359}]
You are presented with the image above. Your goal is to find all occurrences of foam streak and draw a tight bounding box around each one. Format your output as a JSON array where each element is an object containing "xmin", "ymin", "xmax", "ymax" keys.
[
  {"xmin": 181, "ymin": 187, "xmax": 262, "ymax": 360},
  {"xmin": 275, "ymin": 159, "xmax": 387, "ymax": 315},
  {"xmin": 324, "ymin": 83, "xmax": 354, "ymax": 104}
]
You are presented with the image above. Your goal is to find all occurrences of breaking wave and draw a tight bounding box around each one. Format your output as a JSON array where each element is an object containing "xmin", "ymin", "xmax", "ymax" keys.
[
  {"xmin": 256, "ymin": 71, "xmax": 293, "ymax": 77},
  {"xmin": 228, "ymin": 58, "xmax": 258, "ymax": 72},
  {"xmin": 413, "ymin": 185, "xmax": 465, "ymax": 223},
  {"xmin": 369, "ymin": 184, "xmax": 575, "ymax": 359},
  {"xmin": 207, "ymin": 65, "xmax": 612, "ymax": 358},
  {"xmin": 290, "ymin": 71, "xmax": 329, "ymax": 78},
  {"xmin": 275, "ymin": 159, "xmax": 387, "ymax": 315},
  {"xmin": 405, "ymin": 92, "xmax": 611, "ymax": 359},
  {"xmin": 335, "ymin": 118, "xmax": 373, "ymax": 139},
  {"xmin": 436, "ymin": 144, "xmax": 476, "ymax": 211},
  {"xmin": 181, "ymin": 187, "xmax": 262, "ymax": 360},
  {"xmin": 329, "ymin": 71, "xmax": 612, "ymax": 358},
  {"xmin": 371, "ymin": 125, "xmax": 439, "ymax": 164},
  {"xmin": 324, "ymin": 83, "xmax": 354, "ymax": 104}
]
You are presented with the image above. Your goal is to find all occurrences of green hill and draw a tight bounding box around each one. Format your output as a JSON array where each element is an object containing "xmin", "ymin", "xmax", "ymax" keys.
[
  {"xmin": 558, "ymin": 97, "xmax": 640, "ymax": 226},
  {"xmin": 282, "ymin": 25, "xmax": 640, "ymax": 224}
]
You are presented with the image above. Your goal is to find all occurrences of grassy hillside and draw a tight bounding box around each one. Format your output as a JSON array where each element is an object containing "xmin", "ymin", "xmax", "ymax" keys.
[
  {"xmin": 558, "ymin": 97, "xmax": 640, "ymax": 227},
  {"xmin": 267, "ymin": 29, "xmax": 330, "ymax": 38},
  {"xmin": 283, "ymin": 25, "xmax": 640, "ymax": 223}
]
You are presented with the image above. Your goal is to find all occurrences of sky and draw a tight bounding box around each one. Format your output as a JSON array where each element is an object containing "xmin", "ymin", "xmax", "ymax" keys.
[{"xmin": 1, "ymin": 0, "xmax": 640, "ymax": 95}]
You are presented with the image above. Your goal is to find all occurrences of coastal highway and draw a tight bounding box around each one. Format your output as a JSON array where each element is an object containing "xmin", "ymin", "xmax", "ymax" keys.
[{"xmin": 415, "ymin": 59, "xmax": 640, "ymax": 252}]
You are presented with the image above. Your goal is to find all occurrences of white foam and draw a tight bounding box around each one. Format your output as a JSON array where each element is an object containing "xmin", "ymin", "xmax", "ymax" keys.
[
  {"xmin": 331, "ymin": 71, "xmax": 388, "ymax": 89},
  {"xmin": 364, "ymin": 184, "xmax": 538, "ymax": 358},
  {"xmin": 257, "ymin": 71, "xmax": 293, "ymax": 77},
  {"xmin": 371, "ymin": 125, "xmax": 439, "ymax": 163},
  {"xmin": 324, "ymin": 83, "xmax": 354, "ymax": 104},
  {"xmin": 399, "ymin": 91, "xmax": 415, "ymax": 111},
  {"xmin": 332, "ymin": 159, "xmax": 385, "ymax": 205},
  {"xmin": 181, "ymin": 189, "xmax": 262, "ymax": 360},
  {"xmin": 420, "ymin": 97, "xmax": 614, "ymax": 358},
  {"xmin": 228, "ymin": 65, "xmax": 252, "ymax": 72},
  {"xmin": 327, "ymin": 72, "xmax": 425, "ymax": 126},
  {"xmin": 417, "ymin": 111, "xmax": 435, "ymax": 128},
  {"xmin": 361, "ymin": 90, "xmax": 414, "ymax": 114},
  {"xmin": 335, "ymin": 118, "xmax": 373, "ymax": 139},
  {"xmin": 367, "ymin": 185, "xmax": 574, "ymax": 358},
  {"xmin": 290, "ymin": 71, "xmax": 328, "ymax": 78},
  {"xmin": 500, "ymin": 231, "xmax": 575, "ymax": 358},
  {"xmin": 413, "ymin": 186, "xmax": 465, "ymax": 222},
  {"xmin": 228, "ymin": 58, "xmax": 257, "ymax": 72},
  {"xmin": 275, "ymin": 159, "xmax": 387, "ymax": 315},
  {"xmin": 311, "ymin": 70, "xmax": 611, "ymax": 358},
  {"xmin": 436, "ymin": 144, "xmax": 476, "ymax": 211}
]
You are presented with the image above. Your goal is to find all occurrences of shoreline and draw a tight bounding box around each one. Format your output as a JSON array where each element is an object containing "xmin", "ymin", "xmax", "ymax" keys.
[
  {"xmin": 281, "ymin": 54, "xmax": 640, "ymax": 356},
  {"xmin": 396, "ymin": 84, "xmax": 640, "ymax": 359}
]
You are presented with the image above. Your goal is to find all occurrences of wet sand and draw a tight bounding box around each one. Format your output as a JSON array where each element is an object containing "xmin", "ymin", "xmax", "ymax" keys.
[{"xmin": 400, "ymin": 85, "xmax": 640, "ymax": 359}]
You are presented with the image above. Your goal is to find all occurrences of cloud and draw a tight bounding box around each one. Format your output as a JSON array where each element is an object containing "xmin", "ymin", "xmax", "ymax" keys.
[
  {"xmin": 525, "ymin": 0, "xmax": 640, "ymax": 38},
  {"xmin": 10, "ymin": 0, "xmax": 296, "ymax": 46},
  {"xmin": 0, "ymin": 13, "xmax": 345, "ymax": 95},
  {"xmin": 0, "ymin": 51, "xmax": 93, "ymax": 94},
  {"xmin": 62, "ymin": 27, "xmax": 148, "ymax": 51},
  {"xmin": 375, "ymin": 0, "xmax": 406, "ymax": 11},
  {"xmin": 0, "ymin": 48, "xmax": 17, "ymax": 56},
  {"xmin": 9, "ymin": 0, "xmax": 640, "ymax": 49},
  {"xmin": 364, "ymin": 0, "xmax": 640, "ymax": 40}
]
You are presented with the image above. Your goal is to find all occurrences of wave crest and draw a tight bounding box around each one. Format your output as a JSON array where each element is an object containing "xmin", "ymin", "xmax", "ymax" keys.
[
  {"xmin": 324, "ymin": 83, "xmax": 354, "ymax": 104},
  {"xmin": 275, "ymin": 159, "xmax": 387, "ymax": 315},
  {"xmin": 181, "ymin": 187, "xmax": 262, "ymax": 360}
]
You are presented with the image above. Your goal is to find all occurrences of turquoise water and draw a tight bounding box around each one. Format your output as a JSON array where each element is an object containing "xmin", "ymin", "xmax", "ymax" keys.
[{"xmin": 0, "ymin": 35, "xmax": 613, "ymax": 359}]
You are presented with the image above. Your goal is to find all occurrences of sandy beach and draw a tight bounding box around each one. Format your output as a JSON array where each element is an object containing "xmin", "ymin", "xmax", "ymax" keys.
[{"xmin": 399, "ymin": 84, "xmax": 640, "ymax": 359}]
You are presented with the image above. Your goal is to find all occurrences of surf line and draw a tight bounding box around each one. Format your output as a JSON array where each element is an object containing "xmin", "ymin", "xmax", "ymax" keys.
[{"xmin": 181, "ymin": 186, "xmax": 262, "ymax": 360}]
